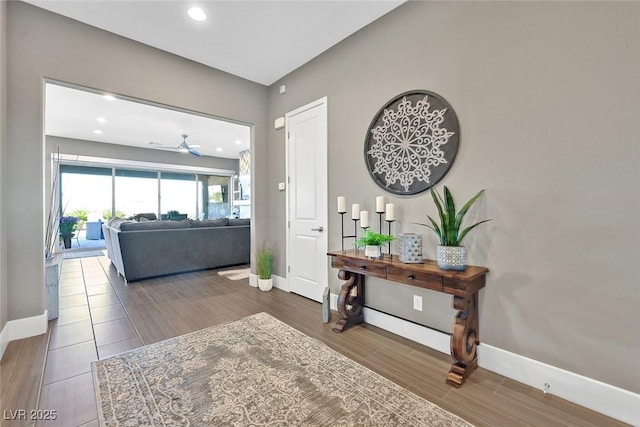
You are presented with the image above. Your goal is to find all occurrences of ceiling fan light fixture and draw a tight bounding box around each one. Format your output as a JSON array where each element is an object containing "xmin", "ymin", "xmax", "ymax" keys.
[{"xmin": 187, "ymin": 7, "xmax": 207, "ymax": 22}]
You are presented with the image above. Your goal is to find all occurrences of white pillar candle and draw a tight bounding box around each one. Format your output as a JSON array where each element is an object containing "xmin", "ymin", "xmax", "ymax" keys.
[
  {"xmin": 386, "ymin": 203, "xmax": 395, "ymax": 221},
  {"xmin": 376, "ymin": 196, "xmax": 385, "ymax": 213},
  {"xmin": 337, "ymin": 196, "xmax": 346, "ymax": 213},
  {"xmin": 360, "ymin": 210, "xmax": 369, "ymax": 228},
  {"xmin": 351, "ymin": 204, "xmax": 360, "ymax": 220}
]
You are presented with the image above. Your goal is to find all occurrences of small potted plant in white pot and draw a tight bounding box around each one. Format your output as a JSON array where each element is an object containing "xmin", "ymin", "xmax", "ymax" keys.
[
  {"xmin": 417, "ymin": 186, "xmax": 490, "ymax": 271},
  {"xmin": 255, "ymin": 243, "xmax": 274, "ymax": 291},
  {"xmin": 355, "ymin": 230, "xmax": 394, "ymax": 259}
]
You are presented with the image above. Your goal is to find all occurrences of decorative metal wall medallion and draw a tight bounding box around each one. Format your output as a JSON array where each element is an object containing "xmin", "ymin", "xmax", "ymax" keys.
[{"xmin": 364, "ymin": 90, "xmax": 459, "ymax": 195}]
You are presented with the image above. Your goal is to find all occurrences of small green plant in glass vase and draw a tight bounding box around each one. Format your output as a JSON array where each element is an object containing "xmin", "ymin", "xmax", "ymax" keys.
[
  {"xmin": 355, "ymin": 229, "xmax": 394, "ymax": 259},
  {"xmin": 417, "ymin": 186, "xmax": 490, "ymax": 270}
]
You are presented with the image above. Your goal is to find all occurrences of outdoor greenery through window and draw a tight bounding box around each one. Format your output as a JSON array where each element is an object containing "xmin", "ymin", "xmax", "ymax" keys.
[{"xmin": 60, "ymin": 165, "xmax": 232, "ymax": 221}]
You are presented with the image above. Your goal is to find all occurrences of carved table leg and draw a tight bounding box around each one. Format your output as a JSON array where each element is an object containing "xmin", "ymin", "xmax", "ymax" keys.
[
  {"xmin": 332, "ymin": 269, "xmax": 365, "ymax": 333},
  {"xmin": 447, "ymin": 292, "xmax": 479, "ymax": 387}
]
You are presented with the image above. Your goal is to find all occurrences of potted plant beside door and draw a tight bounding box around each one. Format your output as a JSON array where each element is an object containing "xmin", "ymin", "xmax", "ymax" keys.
[
  {"xmin": 255, "ymin": 243, "xmax": 274, "ymax": 291},
  {"xmin": 417, "ymin": 186, "xmax": 490, "ymax": 271}
]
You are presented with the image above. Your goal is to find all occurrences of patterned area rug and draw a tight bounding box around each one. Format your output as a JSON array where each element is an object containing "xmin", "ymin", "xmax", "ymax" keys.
[
  {"xmin": 92, "ymin": 313, "xmax": 472, "ymax": 426},
  {"xmin": 217, "ymin": 267, "xmax": 250, "ymax": 281}
]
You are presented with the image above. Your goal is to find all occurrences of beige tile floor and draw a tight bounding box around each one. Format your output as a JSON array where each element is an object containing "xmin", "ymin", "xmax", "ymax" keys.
[{"xmin": 37, "ymin": 256, "xmax": 142, "ymax": 427}]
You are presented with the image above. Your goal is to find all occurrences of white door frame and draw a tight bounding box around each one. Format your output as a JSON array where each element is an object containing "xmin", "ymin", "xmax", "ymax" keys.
[{"xmin": 285, "ymin": 96, "xmax": 328, "ymax": 298}]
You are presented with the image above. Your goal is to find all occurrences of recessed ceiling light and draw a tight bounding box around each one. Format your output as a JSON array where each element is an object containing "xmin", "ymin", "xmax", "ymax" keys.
[
  {"xmin": 103, "ymin": 94, "xmax": 116, "ymax": 101},
  {"xmin": 234, "ymin": 139, "xmax": 242, "ymax": 145},
  {"xmin": 188, "ymin": 7, "xmax": 206, "ymax": 21},
  {"xmin": 216, "ymin": 147, "xmax": 223, "ymax": 152},
  {"xmin": 93, "ymin": 129, "xmax": 103, "ymax": 135},
  {"xmin": 97, "ymin": 117, "xmax": 107, "ymax": 123}
]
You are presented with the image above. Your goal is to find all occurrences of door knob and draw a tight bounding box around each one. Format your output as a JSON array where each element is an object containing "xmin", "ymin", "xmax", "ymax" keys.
[{"xmin": 311, "ymin": 226, "xmax": 324, "ymax": 232}]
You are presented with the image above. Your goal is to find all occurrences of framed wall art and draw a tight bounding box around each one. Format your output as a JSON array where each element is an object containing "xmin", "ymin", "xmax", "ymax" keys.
[{"xmin": 364, "ymin": 90, "xmax": 460, "ymax": 195}]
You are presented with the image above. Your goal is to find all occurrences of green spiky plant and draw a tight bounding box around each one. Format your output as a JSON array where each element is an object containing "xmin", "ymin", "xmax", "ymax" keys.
[
  {"xmin": 256, "ymin": 243, "xmax": 274, "ymax": 280},
  {"xmin": 355, "ymin": 230, "xmax": 395, "ymax": 248},
  {"xmin": 417, "ymin": 186, "xmax": 490, "ymax": 246}
]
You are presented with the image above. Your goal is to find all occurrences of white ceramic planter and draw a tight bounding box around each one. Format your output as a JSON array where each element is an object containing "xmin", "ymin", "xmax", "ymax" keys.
[
  {"xmin": 45, "ymin": 254, "xmax": 62, "ymax": 320},
  {"xmin": 364, "ymin": 245, "xmax": 382, "ymax": 259},
  {"xmin": 436, "ymin": 245, "xmax": 467, "ymax": 271},
  {"xmin": 258, "ymin": 278, "xmax": 273, "ymax": 291}
]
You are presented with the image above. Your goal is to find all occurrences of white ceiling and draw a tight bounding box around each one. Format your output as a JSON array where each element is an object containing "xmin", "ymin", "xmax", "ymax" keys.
[
  {"xmin": 31, "ymin": 0, "xmax": 404, "ymax": 159},
  {"xmin": 26, "ymin": 0, "xmax": 404, "ymax": 85},
  {"xmin": 45, "ymin": 83, "xmax": 251, "ymax": 159}
]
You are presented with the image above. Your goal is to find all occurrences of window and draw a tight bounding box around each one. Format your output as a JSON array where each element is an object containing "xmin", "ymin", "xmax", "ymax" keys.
[
  {"xmin": 161, "ymin": 172, "xmax": 196, "ymax": 219},
  {"xmin": 115, "ymin": 169, "xmax": 158, "ymax": 218},
  {"xmin": 59, "ymin": 164, "xmax": 233, "ymax": 221},
  {"xmin": 60, "ymin": 165, "xmax": 112, "ymax": 220}
]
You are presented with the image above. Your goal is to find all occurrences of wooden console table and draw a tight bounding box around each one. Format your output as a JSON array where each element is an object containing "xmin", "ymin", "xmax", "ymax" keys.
[{"xmin": 327, "ymin": 249, "xmax": 488, "ymax": 387}]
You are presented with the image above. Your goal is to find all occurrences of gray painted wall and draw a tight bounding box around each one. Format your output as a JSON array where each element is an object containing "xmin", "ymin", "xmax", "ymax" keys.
[
  {"xmin": 266, "ymin": 2, "xmax": 640, "ymax": 392},
  {"xmin": 5, "ymin": 2, "xmax": 268, "ymax": 323},
  {"xmin": 1, "ymin": 0, "xmax": 8, "ymax": 334}
]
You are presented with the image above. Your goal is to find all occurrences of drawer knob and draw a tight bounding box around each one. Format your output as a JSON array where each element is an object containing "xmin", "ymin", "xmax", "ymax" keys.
[
  {"xmin": 407, "ymin": 274, "xmax": 415, "ymax": 280},
  {"xmin": 359, "ymin": 265, "xmax": 367, "ymax": 270}
]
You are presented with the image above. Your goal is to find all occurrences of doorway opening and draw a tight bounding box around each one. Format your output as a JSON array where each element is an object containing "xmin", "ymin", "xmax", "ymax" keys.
[{"xmin": 44, "ymin": 80, "xmax": 253, "ymax": 256}]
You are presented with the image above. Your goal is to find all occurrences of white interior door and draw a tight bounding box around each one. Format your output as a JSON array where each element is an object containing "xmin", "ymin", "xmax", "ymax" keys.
[{"xmin": 286, "ymin": 97, "xmax": 328, "ymax": 302}]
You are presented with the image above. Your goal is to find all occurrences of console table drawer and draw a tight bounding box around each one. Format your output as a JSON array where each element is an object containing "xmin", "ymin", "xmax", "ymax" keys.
[
  {"xmin": 387, "ymin": 266, "xmax": 442, "ymax": 291},
  {"xmin": 331, "ymin": 257, "xmax": 386, "ymax": 279}
]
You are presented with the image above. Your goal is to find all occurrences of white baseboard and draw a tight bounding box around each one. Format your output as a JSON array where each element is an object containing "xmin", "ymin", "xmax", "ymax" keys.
[
  {"xmin": 364, "ymin": 307, "xmax": 451, "ymax": 355},
  {"xmin": 479, "ymin": 344, "xmax": 640, "ymax": 426},
  {"xmin": 0, "ymin": 310, "xmax": 48, "ymax": 361},
  {"xmin": 329, "ymin": 293, "xmax": 639, "ymax": 426},
  {"xmin": 0, "ymin": 323, "xmax": 8, "ymax": 360},
  {"xmin": 273, "ymin": 274, "xmax": 288, "ymax": 292},
  {"xmin": 248, "ymin": 274, "xmax": 287, "ymax": 292}
]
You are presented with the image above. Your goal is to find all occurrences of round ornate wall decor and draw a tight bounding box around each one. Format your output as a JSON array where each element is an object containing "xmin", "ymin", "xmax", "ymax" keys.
[{"xmin": 364, "ymin": 90, "xmax": 460, "ymax": 195}]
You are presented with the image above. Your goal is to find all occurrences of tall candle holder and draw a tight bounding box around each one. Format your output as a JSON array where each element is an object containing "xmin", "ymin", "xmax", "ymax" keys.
[
  {"xmin": 376, "ymin": 212, "xmax": 384, "ymax": 234},
  {"xmin": 339, "ymin": 212, "xmax": 360, "ymax": 252},
  {"xmin": 352, "ymin": 219, "xmax": 360, "ymax": 252},
  {"xmin": 385, "ymin": 219, "xmax": 396, "ymax": 259}
]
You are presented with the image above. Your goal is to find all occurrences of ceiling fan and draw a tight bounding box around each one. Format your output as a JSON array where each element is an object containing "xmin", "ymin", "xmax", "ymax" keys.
[{"xmin": 150, "ymin": 134, "xmax": 202, "ymax": 157}]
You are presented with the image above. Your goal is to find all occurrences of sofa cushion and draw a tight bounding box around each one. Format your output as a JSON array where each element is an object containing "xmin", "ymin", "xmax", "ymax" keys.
[
  {"xmin": 109, "ymin": 219, "xmax": 134, "ymax": 229},
  {"xmin": 191, "ymin": 218, "xmax": 229, "ymax": 228},
  {"xmin": 228, "ymin": 218, "xmax": 250, "ymax": 226},
  {"xmin": 119, "ymin": 219, "xmax": 191, "ymax": 231},
  {"xmin": 134, "ymin": 213, "xmax": 157, "ymax": 221}
]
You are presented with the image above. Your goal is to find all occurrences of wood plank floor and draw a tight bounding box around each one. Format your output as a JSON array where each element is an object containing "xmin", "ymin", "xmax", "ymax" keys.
[{"xmin": 0, "ymin": 255, "xmax": 629, "ymax": 426}]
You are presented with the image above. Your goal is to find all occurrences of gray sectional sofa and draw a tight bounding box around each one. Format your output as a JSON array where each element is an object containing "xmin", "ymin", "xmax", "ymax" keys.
[{"xmin": 102, "ymin": 218, "xmax": 250, "ymax": 282}]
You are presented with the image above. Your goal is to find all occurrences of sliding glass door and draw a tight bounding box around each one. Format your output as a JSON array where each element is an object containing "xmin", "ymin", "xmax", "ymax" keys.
[
  {"xmin": 60, "ymin": 164, "xmax": 232, "ymax": 221},
  {"xmin": 161, "ymin": 172, "xmax": 197, "ymax": 219},
  {"xmin": 60, "ymin": 165, "xmax": 112, "ymax": 221},
  {"xmin": 115, "ymin": 169, "xmax": 158, "ymax": 218}
]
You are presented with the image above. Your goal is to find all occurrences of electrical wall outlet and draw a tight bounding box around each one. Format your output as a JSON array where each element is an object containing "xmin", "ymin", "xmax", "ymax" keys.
[{"xmin": 413, "ymin": 295, "xmax": 423, "ymax": 311}]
